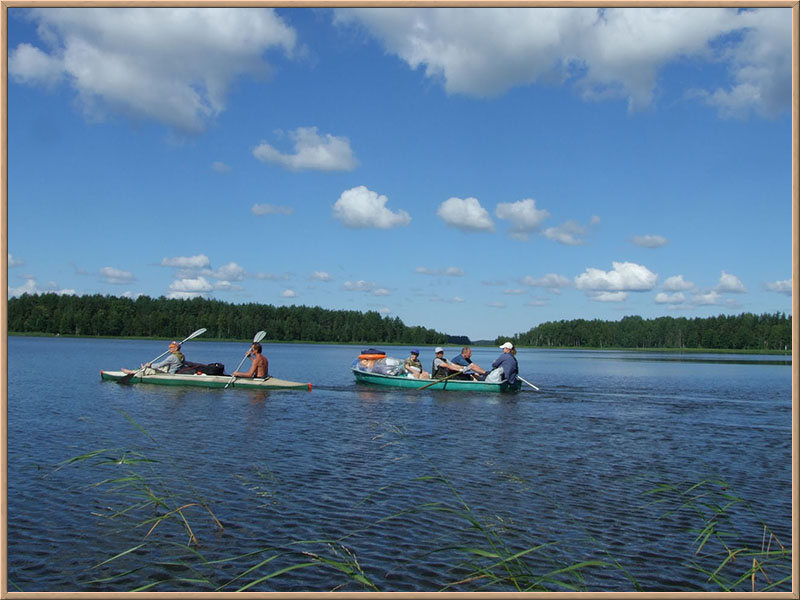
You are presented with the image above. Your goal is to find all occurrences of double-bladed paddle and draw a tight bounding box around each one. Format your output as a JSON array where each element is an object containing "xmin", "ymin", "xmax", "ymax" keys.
[
  {"xmin": 225, "ymin": 330, "xmax": 267, "ymax": 389},
  {"xmin": 117, "ymin": 328, "xmax": 207, "ymax": 385},
  {"xmin": 417, "ymin": 368, "xmax": 466, "ymax": 391}
]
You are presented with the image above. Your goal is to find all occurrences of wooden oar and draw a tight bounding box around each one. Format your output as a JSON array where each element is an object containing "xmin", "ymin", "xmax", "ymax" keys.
[
  {"xmin": 518, "ymin": 376, "xmax": 539, "ymax": 391},
  {"xmin": 418, "ymin": 369, "xmax": 465, "ymax": 391},
  {"xmin": 117, "ymin": 328, "xmax": 207, "ymax": 385},
  {"xmin": 225, "ymin": 330, "xmax": 267, "ymax": 389}
]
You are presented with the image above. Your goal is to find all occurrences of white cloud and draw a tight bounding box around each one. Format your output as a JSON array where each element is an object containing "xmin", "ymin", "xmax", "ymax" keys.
[
  {"xmin": 161, "ymin": 254, "xmax": 211, "ymax": 269},
  {"xmin": 254, "ymin": 272, "xmax": 291, "ymax": 281},
  {"xmin": 495, "ymin": 198, "xmax": 550, "ymax": 240},
  {"xmin": 589, "ymin": 291, "xmax": 628, "ymax": 302},
  {"xmin": 632, "ymin": 234, "xmax": 668, "ymax": 248},
  {"xmin": 543, "ymin": 216, "xmax": 599, "ymax": 245},
  {"xmin": 99, "ymin": 266, "xmax": 135, "ymax": 284},
  {"xmin": 691, "ymin": 290, "xmax": 723, "ymax": 305},
  {"xmin": 311, "ymin": 271, "xmax": 333, "ymax": 282},
  {"xmin": 8, "ymin": 276, "xmax": 77, "ymax": 297},
  {"xmin": 575, "ymin": 261, "xmax": 658, "ymax": 292},
  {"xmin": 9, "ymin": 8, "xmax": 297, "ymax": 134},
  {"xmin": 415, "ymin": 266, "xmax": 464, "ymax": 276},
  {"xmin": 662, "ymin": 274, "xmax": 694, "ymax": 291},
  {"xmin": 282, "ymin": 289, "xmax": 298, "ymax": 298},
  {"xmin": 252, "ymin": 203, "xmax": 294, "ymax": 216},
  {"xmin": 655, "ymin": 291, "xmax": 686, "ymax": 304},
  {"xmin": 169, "ymin": 276, "xmax": 213, "ymax": 294},
  {"xmin": 211, "ymin": 161, "xmax": 231, "ymax": 173},
  {"xmin": 253, "ymin": 127, "xmax": 358, "ymax": 172},
  {"xmin": 437, "ymin": 197, "xmax": 494, "ymax": 232},
  {"xmin": 765, "ymin": 278, "xmax": 791, "ymax": 295},
  {"xmin": 211, "ymin": 262, "xmax": 246, "ymax": 282},
  {"xmin": 334, "ymin": 7, "xmax": 790, "ymax": 118},
  {"xmin": 8, "ymin": 253, "xmax": 24, "ymax": 268},
  {"xmin": 521, "ymin": 273, "xmax": 571, "ymax": 291},
  {"xmin": 716, "ymin": 271, "xmax": 747, "ymax": 293},
  {"xmin": 333, "ymin": 186, "xmax": 411, "ymax": 229},
  {"xmin": 342, "ymin": 279, "xmax": 389, "ymax": 296}
]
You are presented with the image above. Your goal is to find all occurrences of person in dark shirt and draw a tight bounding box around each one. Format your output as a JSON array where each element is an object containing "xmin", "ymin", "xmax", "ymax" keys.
[{"xmin": 450, "ymin": 346, "xmax": 487, "ymax": 380}]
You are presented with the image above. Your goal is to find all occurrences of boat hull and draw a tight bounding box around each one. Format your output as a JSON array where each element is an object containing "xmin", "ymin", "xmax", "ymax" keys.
[
  {"xmin": 352, "ymin": 368, "xmax": 521, "ymax": 392},
  {"xmin": 100, "ymin": 370, "xmax": 311, "ymax": 390}
]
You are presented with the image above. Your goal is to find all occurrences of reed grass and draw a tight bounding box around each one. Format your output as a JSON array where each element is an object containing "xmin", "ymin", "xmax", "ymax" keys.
[
  {"xmin": 52, "ymin": 416, "xmax": 790, "ymax": 592},
  {"xmin": 643, "ymin": 476, "xmax": 791, "ymax": 591}
]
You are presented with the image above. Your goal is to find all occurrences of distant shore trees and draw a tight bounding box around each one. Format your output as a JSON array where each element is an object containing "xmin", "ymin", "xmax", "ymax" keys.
[
  {"xmin": 7, "ymin": 293, "xmax": 791, "ymax": 351},
  {"xmin": 7, "ymin": 293, "xmax": 448, "ymax": 345},
  {"xmin": 497, "ymin": 313, "xmax": 791, "ymax": 352}
]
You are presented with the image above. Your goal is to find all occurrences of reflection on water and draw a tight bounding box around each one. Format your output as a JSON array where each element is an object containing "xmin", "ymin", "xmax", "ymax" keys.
[{"xmin": 5, "ymin": 337, "xmax": 792, "ymax": 592}]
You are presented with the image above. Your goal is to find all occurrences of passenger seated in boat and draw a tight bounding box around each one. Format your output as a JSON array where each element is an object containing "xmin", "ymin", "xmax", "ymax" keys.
[
  {"xmin": 450, "ymin": 346, "xmax": 487, "ymax": 380},
  {"xmin": 431, "ymin": 347, "xmax": 465, "ymax": 379},
  {"xmin": 233, "ymin": 342, "xmax": 269, "ymax": 379},
  {"xmin": 404, "ymin": 349, "xmax": 430, "ymax": 379},
  {"xmin": 122, "ymin": 341, "xmax": 185, "ymax": 375},
  {"xmin": 491, "ymin": 342, "xmax": 519, "ymax": 385}
]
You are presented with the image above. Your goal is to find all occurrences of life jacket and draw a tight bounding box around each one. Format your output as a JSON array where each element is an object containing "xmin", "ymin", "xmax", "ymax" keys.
[{"xmin": 431, "ymin": 357, "xmax": 450, "ymax": 379}]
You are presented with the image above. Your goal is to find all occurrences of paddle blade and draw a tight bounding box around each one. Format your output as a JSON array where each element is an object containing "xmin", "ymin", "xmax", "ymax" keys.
[{"xmin": 254, "ymin": 330, "xmax": 267, "ymax": 343}]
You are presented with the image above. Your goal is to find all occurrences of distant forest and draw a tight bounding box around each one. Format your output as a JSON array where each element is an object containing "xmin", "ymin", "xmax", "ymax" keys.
[
  {"xmin": 7, "ymin": 293, "xmax": 456, "ymax": 345},
  {"xmin": 497, "ymin": 313, "xmax": 792, "ymax": 351},
  {"xmin": 7, "ymin": 293, "xmax": 792, "ymax": 351}
]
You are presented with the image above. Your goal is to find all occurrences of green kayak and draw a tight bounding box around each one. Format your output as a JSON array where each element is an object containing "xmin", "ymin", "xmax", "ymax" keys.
[
  {"xmin": 100, "ymin": 370, "xmax": 311, "ymax": 390},
  {"xmin": 352, "ymin": 368, "xmax": 521, "ymax": 392}
]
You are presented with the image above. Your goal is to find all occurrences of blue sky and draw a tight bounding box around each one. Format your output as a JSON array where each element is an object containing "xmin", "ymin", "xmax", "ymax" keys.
[{"xmin": 5, "ymin": 7, "xmax": 794, "ymax": 341}]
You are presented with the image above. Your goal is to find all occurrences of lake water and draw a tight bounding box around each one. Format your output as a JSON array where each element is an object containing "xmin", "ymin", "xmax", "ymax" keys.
[{"xmin": 5, "ymin": 336, "xmax": 793, "ymax": 592}]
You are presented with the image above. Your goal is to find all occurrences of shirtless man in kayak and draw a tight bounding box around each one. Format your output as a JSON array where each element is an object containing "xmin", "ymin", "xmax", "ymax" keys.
[{"xmin": 233, "ymin": 342, "xmax": 269, "ymax": 379}]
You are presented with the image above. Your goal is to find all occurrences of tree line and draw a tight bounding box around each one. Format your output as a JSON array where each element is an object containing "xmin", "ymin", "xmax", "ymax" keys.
[
  {"xmin": 497, "ymin": 313, "xmax": 791, "ymax": 351},
  {"xmin": 7, "ymin": 293, "xmax": 449, "ymax": 345}
]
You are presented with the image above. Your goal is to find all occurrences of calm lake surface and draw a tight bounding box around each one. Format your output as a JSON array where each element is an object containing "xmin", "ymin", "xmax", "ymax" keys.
[{"xmin": 6, "ymin": 336, "xmax": 793, "ymax": 592}]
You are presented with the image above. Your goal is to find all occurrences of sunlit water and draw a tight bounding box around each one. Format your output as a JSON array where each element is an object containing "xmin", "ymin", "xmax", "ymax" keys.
[{"xmin": 6, "ymin": 336, "xmax": 793, "ymax": 592}]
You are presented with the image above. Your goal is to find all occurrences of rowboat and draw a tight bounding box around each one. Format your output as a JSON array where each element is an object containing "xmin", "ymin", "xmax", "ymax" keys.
[
  {"xmin": 352, "ymin": 368, "xmax": 521, "ymax": 392},
  {"xmin": 100, "ymin": 370, "xmax": 311, "ymax": 391}
]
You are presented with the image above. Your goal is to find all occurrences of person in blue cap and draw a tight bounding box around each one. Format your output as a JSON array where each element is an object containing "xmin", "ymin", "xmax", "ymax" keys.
[{"xmin": 404, "ymin": 348, "xmax": 430, "ymax": 379}]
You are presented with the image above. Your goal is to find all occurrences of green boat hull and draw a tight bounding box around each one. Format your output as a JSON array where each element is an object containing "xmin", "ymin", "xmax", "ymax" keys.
[
  {"xmin": 352, "ymin": 368, "xmax": 521, "ymax": 392},
  {"xmin": 101, "ymin": 370, "xmax": 311, "ymax": 390}
]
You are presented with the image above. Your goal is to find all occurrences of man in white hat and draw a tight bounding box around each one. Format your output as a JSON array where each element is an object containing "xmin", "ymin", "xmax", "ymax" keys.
[
  {"xmin": 431, "ymin": 347, "xmax": 465, "ymax": 379},
  {"xmin": 490, "ymin": 341, "xmax": 519, "ymax": 384}
]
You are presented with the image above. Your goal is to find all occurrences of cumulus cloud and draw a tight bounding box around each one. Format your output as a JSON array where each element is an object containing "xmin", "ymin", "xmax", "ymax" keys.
[
  {"xmin": 437, "ymin": 197, "xmax": 494, "ymax": 232},
  {"xmin": 632, "ymin": 234, "xmax": 668, "ymax": 248},
  {"xmin": 99, "ymin": 266, "xmax": 135, "ymax": 284},
  {"xmin": 211, "ymin": 161, "xmax": 231, "ymax": 173},
  {"xmin": 282, "ymin": 289, "xmax": 298, "ymax": 298},
  {"xmin": 575, "ymin": 261, "xmax": 658, "ymax": 292},
  {"xmin": 543, "ymin": 216, "xmax": 599, "ymax": 245},
  {"xmin": 9, "ymin": 8, "xmax": 297, "ymax": 134},
  {"xmin": 495, "ymin": 198, "xmax": 550, "ymax": 240},
  {"xmin": 334, "ymin": 7, "xmax": 790, "ymax": 118},
  {"xmin": 169, "ymin": 276, "xmax": 213, "ymax": 294},
  {"xmin": 765, "ymin": 278, "xmax": 791, "ymax": 295},
  {"xmin": 521, "ymin": 273, "xmax": 571, "ymax": 291},
  {"xmin": 662, "ymin": 274, "xmax": 694, "ymax": 291},
  {"xmin": 691, "ymin": 290, "xmax": 723, "ymax": 306},
  {"xmin": 415, "ymin": 266, "xmax": 464, "ymax": 276},
  {"xmin": 333, "ymin": 186, "xmax": 411, "ymax": 229},
  {"xmin": 655, "ymin": 291, "xmax": 686, "ymax": 304},
  {"xmin": 311, "ymin": 271, "xmax": 333, "ymax": 282},
  {"xmin": 589, "ymin": 291, "xmax": 628, "ymax": 302},
  {"xmin": 8, "ymin": 253, "xmax": 24, "ymax": 268},
  {"xmin": 343, "ymin": 279, "xmax": 390, "ymax": 296},
  {"xmin": 253, "ymin": 127, "xmax": 358, "ymax": 171},
  {"xmin": 252, "ymin": 203, "xmax": 294, "ymax": 216},
  {"xmin": 8, "ymin": 277, "xmax": 78, "ymax": 297},
  {"xmin": 160, "ymin": 254, "xmax": 211, "ymax": 269},
  {"xmin": 716, "ymin": 271, "xmax": 747, "ymax": 293}
]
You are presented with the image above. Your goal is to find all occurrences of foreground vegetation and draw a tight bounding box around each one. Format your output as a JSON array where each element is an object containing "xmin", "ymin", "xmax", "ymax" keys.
[{"xmin": 20, "ymin": 416, "xmax": 791, "ymax": 593}]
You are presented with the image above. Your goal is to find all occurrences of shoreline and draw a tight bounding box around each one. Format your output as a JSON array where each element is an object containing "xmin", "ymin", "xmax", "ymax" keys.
[{"xmin": 8, "ymin": 332, "xmax": 791, "ymax": 356}]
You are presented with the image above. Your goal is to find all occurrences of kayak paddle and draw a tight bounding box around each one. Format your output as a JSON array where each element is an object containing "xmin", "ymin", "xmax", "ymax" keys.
[
  {"xmin": 117, "ymin": 327, "xmax": 207, "ymax": 385},
  {"xmin": 225, "ymin": 330, "xmax": 267, "ymax": 389}
]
